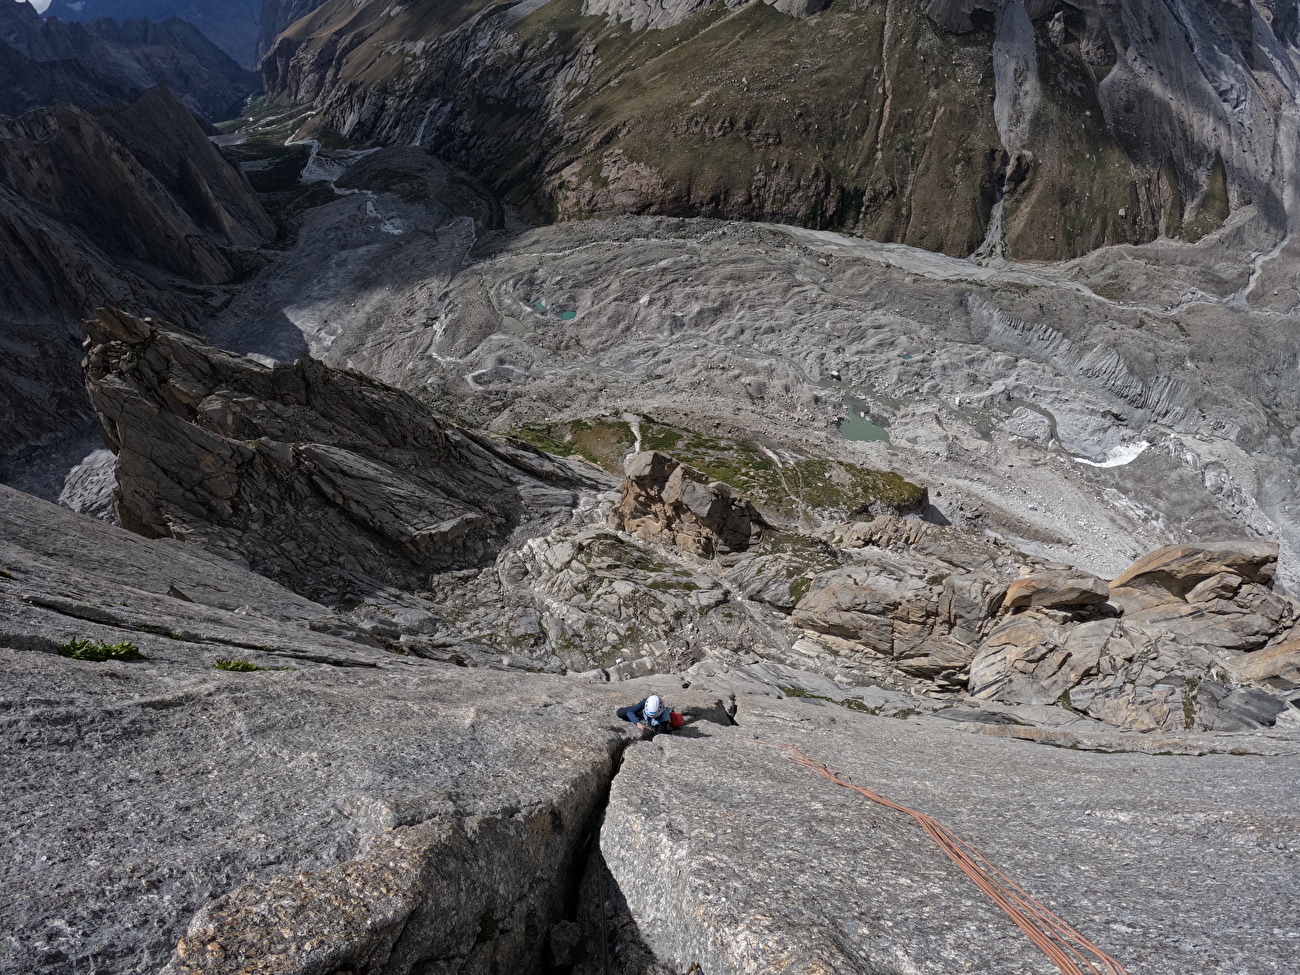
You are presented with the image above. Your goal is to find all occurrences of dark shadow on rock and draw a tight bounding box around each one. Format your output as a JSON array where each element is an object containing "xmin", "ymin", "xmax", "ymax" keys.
[
  {"xmin": 215, "ymin": 307, "xmax": 310, "ymax": 365},
  {"xmin": 571, "ymin": 850, "xmax": 676, "ymax": 975},
  {"xmin": 921, "ymin": 502, "xmax": 952, "ymax": 526}
]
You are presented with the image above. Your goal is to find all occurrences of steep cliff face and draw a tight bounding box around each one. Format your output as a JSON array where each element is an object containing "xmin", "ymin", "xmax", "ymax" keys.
[
  {"xmin": 1, "ymin": 0, "xmax": 260, "ymax": 119},
  {"xmin": 260, "ymin": 0, "xmax": 1300, "ymax": 259},
  {"xmin": 41, "ymin": 0, "xmax": 264, "ymax": 68},
  {"xmin": 82, "ymin": 309, "xmax": 593, "ymax": 601},
  {"xmin": 0, "ymin": 86, "xmax": 272, "ymax": 463},
  {"xmin": 255, "ymin": 0, "xmax": 329, "ymax": 64}
]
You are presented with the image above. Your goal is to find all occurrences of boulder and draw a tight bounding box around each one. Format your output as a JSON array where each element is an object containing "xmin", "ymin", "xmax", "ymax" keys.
[
  {"xmin": 1123, "ymin": 595, "xmax": 1289, "ymax": 653},
  {"xmin": 1003, "ymin": 568, "xmax": 1110, "ymax": 610},
  {"xmin": 790, "ymin": 563, "xmax": 932, "ymax": 655},
  {"xmin": 968, "ymin": 614, "xmax": 1119, "ymax": 706},
  {"xmin": 892, "ymin": 633, "xmax": 979, "ymax": 679},
  {"xmin": 723, "ymin": 554, "xmax": 812, "ymax": 613},
  {"xmin": 969, "ymin": 600, "xmax": 1294, "ymax": 732},
  {"xmin": 612, "ymin": 451, "xmax": 763, "ymax": 559},
  {"xmin": 789, "ymin": 547, "xmax": 1006, "ymax": 672},
  {"xmin": 1109, "ymin": 540, "xmax": 1279, "ymax": 600},
  {"xmin": 1228, "ymin": 636, "xmax": 1300, "ymax": 688}
]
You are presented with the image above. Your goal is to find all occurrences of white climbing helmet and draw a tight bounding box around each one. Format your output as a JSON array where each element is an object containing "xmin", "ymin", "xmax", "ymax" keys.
[{"xmin": 644, "ymin": 695, "xmax": 664, "ymax": 717}]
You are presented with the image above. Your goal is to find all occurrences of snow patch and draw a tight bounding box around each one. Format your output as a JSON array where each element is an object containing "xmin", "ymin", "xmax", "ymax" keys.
[{"xmin": 1074, "ymin": 441, "xmax": 1150, "ymax": 468}]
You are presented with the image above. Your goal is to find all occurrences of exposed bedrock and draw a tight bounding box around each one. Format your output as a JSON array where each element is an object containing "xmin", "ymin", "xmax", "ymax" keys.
[
  {"xmin": 79, "ymin": 300, "xmax": 1300, "ymax": 732},
  {"xmin": 593, "ymin": 701, "xmax": 1300, "ymax": 975},
  {"xmin": 0, "ymin": 0, "xmax": 262, "ymax": 118},
  {"xmin": 81, "ymin": 308, "xmax": 597, "ymax": 604},
  {"xmin": 10, "ymin": 477, "xmax": 1292, "ymax": 975},
  {"xmin": 0, "ymin": 94, "xmax": 259, "ymax": 300},
  {"xmin": 967, "ymin": 539, "xmax": 1298, "ymax": 731},
  {"xmin": 1, "ymin": 477, "xmax": 750, "ymax": 975},
  {"xmin": 256, "ymin": 0, "xmax": 333, "ymax": 63}
]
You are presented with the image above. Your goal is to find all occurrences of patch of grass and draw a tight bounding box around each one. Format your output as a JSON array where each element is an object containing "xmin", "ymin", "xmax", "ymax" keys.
[
  {"xmin": 780, "ymin": 687, "xmax": 891, "ymax": 716},
  {"xmin": 779, "ymin": 685, "xmax": 833, "ymax": 702},
  {"xmin": 214, "ymin": 658, "xmax": 261, "ymax": 672},
  {"xmin": 789, "ymin": 576, "xmax": 812, "ymax": 605},
  {"xmin": 837, "ymin": 698, "xmax": 882, "ymax": 714},
  {"xmin": 213, "ymin": 658, "xmax": 292, "ymax": 673},
  {"xmin": 515, "ymin": 413, "xmax": 923, "ymax": 518},
  {"xmin": 239, "ymin": 144, "xmax": 314, "ymax": 194},
  {"xmin": 59, "ymin": 639, "xmax": 144, "ymax": 662},
  {"xmin": 638, "ymin": 418, "xmax": 923, "ymax": 518},
  {"xmin": 513, "ymin": 418, "xmax": 635, "ymax": 474},
  {"xmin": 1182, "ymin": 677, "xmax": 1200, "ymax": 730},
  {"xmin": 317, "ymin": 131, "xmax": 353, "ymax": 150}
]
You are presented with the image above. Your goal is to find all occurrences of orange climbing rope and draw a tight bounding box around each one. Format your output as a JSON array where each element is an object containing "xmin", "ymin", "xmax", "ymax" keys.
[{"xmin": 757, "ymin": 740, "xmax": 1130, "ymax": 975}]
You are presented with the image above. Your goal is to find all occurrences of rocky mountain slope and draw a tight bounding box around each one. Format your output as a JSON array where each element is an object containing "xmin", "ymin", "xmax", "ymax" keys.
[
  {"xmin": 0, "ymin": 85, "xmax": 273, "ymax": 470},
  {"xmin": 82, "ymin": 308, "xmax": 598, "ymax": 601},
  {"xmin": 2, "ymin": 0, "xmax": 261, "ymax": 118},
  {"xmin": 1, "ymin": 302, "xmax": 1297, "ymax": 973},
  {"xmin": 259, "ymin": 0, "xmax": 1300, "ymax": 259},
  {"xmin": 39, "ymin": 0, "xmax": 263, "ymax": 68},
  {"xmin": 2, "ymin": 5, "xmax": 1299, "ymax": 968}
]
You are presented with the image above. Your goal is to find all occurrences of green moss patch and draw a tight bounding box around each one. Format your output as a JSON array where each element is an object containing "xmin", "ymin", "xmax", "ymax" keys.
[{"xmin": 636, "ymin": 418, "xmax": 923, "ymax": 519}]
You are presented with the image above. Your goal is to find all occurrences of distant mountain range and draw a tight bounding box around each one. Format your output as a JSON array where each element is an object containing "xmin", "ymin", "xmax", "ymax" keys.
[
  {"xmin": 39, "ymin": 0, "xmax": 263, "ymax": 67},
  {"xmin": 2, "ymin": 0, "xmax": 261, "ymax": 119},
  {"xmin": 31, "ymin": 0, "xmax": 331, "ymax": 67}
]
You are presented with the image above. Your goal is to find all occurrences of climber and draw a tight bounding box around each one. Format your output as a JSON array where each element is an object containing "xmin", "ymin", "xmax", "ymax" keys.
[{"xmin": 616, "ymin": 694, "xmax": 674, "ymax": 734}]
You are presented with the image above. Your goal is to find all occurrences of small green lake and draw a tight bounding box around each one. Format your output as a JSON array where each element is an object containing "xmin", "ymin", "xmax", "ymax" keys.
[{"xmin": 840, "ymin": 396, "xmax": 890, "ymax": 442}]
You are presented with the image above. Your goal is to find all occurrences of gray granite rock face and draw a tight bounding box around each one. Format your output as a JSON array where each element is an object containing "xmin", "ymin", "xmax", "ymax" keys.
[
  {"xmin": 1003, "ymin": 567, "xmax": 1110, "ymax": 609},
  {"xmin": 969, "ymin": 541, "xmax": 1300, "ymax": 732},
  {"xmin": 4, "ymin": 380, "xmax": 1300, "ymax": 975},
  {"xmin": 596, "ymin": 696, "xmax": 1300, "ymax": 975},
  {"xmin": 0, "ymin": 483, "xmax": 735, "ymax": 975}
]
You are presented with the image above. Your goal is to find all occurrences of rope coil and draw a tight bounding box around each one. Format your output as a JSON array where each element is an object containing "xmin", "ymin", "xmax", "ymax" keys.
[{"xmin": 757, "ymin": 740, "xmax": 1129, "ymax": 975}]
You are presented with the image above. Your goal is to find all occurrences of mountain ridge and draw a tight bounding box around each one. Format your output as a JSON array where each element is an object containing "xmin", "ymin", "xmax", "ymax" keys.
[
  {"xmin": 1, "ymin": 0, "xmax": 261, "ymax": 119},
  {"xmin": 0, "ymin": 85, "xmax": 273, "ymax": 465},
  {"xmin": 259, "ymin": 0, "xmax": 1300, "ymax": 259},
  {"xmin": 40, "ymin": 0, "xmax": 264, "ymax": 67}
]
